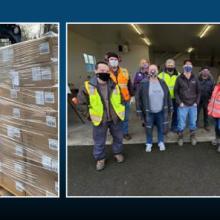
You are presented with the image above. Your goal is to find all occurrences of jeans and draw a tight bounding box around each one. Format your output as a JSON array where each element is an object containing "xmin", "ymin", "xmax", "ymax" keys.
[
  {"xmin": 93, "ymin": 121, "xmax": 123, "ymax": 160},
  {"xmin": 177, "ymin": 105, "xmax": 197, "ymax": 133},
  {"xmin": 171, "ymin": 99, "xmax": 178, "ymax": 131},
  {"xmin": 122, "ymin": 101, "xmax": 130, "ymax": 135},
  {"xmin": 146, "ymin": 111, "xmax": 164, "ymax": 144},
  {"xmin": 197, "ymin": 101, "xmax": 209, "ymax": 127}
]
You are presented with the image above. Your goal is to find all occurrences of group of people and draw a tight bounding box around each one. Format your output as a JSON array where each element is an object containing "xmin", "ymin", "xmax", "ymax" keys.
[{"xmin": 74, "ymin": 51, "xmax": 220, "ymax": 171}]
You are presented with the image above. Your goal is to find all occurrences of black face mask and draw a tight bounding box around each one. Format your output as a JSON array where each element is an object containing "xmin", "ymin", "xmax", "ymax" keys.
[
  {"xmin": 97, "ymin": 73, "xmax": 110, "ymax": 81},
  {"xmin": 167, "ymin": 67, "xmax": 174, "ymax": 72}
]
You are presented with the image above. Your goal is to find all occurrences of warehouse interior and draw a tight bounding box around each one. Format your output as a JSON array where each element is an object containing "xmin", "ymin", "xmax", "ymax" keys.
[
  {"xmin": 68, "ymin": 23, "xmax": 220, "ymax": 146},
  {"xmin": 68, "ymin": 23, "xmax": 220, "ymax": 196}
]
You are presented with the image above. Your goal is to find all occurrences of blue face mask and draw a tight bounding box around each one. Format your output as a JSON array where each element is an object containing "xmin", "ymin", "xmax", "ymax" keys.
[{"xmin": 184, "ymin": 65, "xmax": 193, "ymax": 73}]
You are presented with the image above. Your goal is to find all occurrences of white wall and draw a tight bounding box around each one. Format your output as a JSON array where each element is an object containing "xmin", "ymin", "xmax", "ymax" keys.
[
  {"xmin": 68, "ymin": 31, "xmax": 150, "ymax": 88},
  {"xmin": 68, "ymin": 31, "xmax": 102, "ymax": 86}
]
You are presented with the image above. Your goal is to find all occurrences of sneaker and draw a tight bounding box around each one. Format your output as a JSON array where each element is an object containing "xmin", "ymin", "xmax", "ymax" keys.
[
  {"xmin": 96, "ymin": 159, "xmax": 105, "ymax": 171},
  {"xmin": 190, "ymin": 133, "xmax": 197, "ymax": 146},
  {"xmin": 145, "ymin": 144, "xmax": 152, "ymax": 152},
  {"xmin": 123, "ymin": 134, "xmax": 132, "ymax": 140},
  {"xmin": 178, "ymin": 133, "xmax": 184, "ymax": 146},
  {"xmin": 114, "ymin": 154, "xmax": 125, "ymax": 163},
  {"xmin": 217, "ymin": 145, "xmax": 220, "ymax": 153},
  {"xmin": 212, "ymin": 139, "xmax": 218, "ymax": 146},
  {"xmin": 158, "ymin": 142, "xmax": 166, "ymax": 151}
]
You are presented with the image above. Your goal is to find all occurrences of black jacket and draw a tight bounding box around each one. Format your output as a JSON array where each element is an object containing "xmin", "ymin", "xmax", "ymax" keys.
[
  {"xmin": 198, "ymin": 74, "xmax": 214, "ymax": 103},
  {"xmin": 174, "ymin": 73, "xmax": 201, "ymax": 106},
  {"xmin": 136, "ymin": 78, "xmax": 173, "ymax": 133}
]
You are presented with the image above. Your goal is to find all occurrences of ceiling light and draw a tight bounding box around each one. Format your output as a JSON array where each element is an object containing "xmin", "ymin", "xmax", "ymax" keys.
[
  {"xmin": 199, "ymin": 25, "xmax": 212, "ymax": 38},
  {"xmin": 187, "ymin": 47, "xmax": 194, "ymax": 53},
  {"xmin": 130, "ymin": 24, "xmax": 142, "ymax": 35},
  {"xmin": 143, "ymin": 37, "xmax": 151, "ymax": 46}
]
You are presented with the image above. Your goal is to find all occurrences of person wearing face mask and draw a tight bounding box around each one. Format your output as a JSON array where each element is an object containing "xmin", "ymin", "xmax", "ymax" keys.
[
  {"xmin": 77, "ymin": 61, "xmax": 125, "ymax": 171},
  {"xmin": 106, "ymin": 52, "xmax": 134, "ymax": 141},
  {"xmin": 174, "ymin": 60, "xmax": 201, "ymax": 146},
  {"xmin": 197, "ymin": 67, "xmax": 215, "ymax": 131},
  {"xmin": 136, "ymin": 64, "xmax": 173, "ymax": 152},
  {"xmin": 158, "ymin": 59, "xmax": 180, "ymax": 133},
  {"xmin": 133, "ymin": 59, "xmax": 150, "ymax": 93}
]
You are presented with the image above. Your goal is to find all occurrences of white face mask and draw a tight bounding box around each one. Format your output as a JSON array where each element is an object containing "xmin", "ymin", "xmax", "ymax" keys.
[{"xmin": 109, "ymin": 60, "xmax": 119, "ymax": 68}]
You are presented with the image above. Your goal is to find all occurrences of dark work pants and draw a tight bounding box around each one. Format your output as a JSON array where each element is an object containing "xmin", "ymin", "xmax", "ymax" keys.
[
  {"xmin": 197, "ymin": 101, "xmax": 209, "ymax": 127},
  {"xmin": 171, "ymin": 99, "xmax": 178, "ymax": 131},
  {"xmin": 93, "ymin": 121, "xmax": 123, "ymax": 161}
]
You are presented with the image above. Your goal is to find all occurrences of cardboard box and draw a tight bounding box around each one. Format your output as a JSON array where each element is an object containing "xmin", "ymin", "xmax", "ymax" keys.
[
  {"xmin": 0, "ymin": 152, "xmax": 26, "ymax": 196},
  {"xmin": 0, "ymin": 35, "xmax": 58, "ymax": 68},
  {"xmin": 0, "ymin": 35, "xmax": 58, "ymax": 197},
  {"xmin": 0, "ymin": 62, "xmax": 58, "ymax": 88},
  {"xmin": 25, "ymin": 164, "xmax": 58, "ymax": 196},
  {"xmin": 0, "ymin": 98, "xmax": 58, "ymax": 135}
]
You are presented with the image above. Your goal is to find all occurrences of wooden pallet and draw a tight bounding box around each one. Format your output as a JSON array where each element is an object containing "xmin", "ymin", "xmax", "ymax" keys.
[{"xmin": 0, "ymin": 186, "xmax": 14, "ymax": 197}]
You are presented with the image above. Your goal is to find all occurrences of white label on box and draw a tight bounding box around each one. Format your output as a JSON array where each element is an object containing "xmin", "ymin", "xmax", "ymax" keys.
[
  {"xmin": 15, "ymin": 181, "xmax": 24, "ymax": 192},
  {"xmin": 39, "ymin": 42, "xmax": 50, "ymax": 54},
  {"xmin": 46, "ymin": 116, "xmax": 56, "ymax": 128},
  {"xmin": 35, "ymin": 91, "xmax": 45, "ymax": 105},
  {"xmin": 10, "ymin": 89, "xmax": 18, "ymax": 99},
  {"xmin": 55, "ymin": 182, "xmax": 58, "ymax": 193},
  {"xmin": 14, "ymin": 164, "xmax": 24, "ymax": 173},
  {"xmin": 10, "ymin": 70, "xmax": 20, "ymax": 86},
  {"xmin": 7, "ymin": 125, "xmax": 21, "ymax": 138},
  {"xmin": 44, "ymin": 92, "xmax": 55, "ymax": 103},
  {"xmin": 42, "ymin": 155, "xmax": 52, "ymax": 170},
  {"xmin": 41, "ymin": 67, "xmax": 52, "ymax": 80},
  {"xmin": 48, "ymin": 139, "xmax": 58, "ymax": 151},
  {"xmin": 2, "ymin": 48, "xmax": 13, "ymax": 62},
  {"xmin": 13, "ymin": 107, "xmax": 21, "ymax": 118},
  {"xmin": 52, "ymin": 159, "xmax": 58, "ymax": 173},
  {"xmin": 32, "ymin": 67, "xmax": 42, "ymax": 81},
  {"xmin": 15, "ymin": 145, "xmax": 24, "ymax": 157}
]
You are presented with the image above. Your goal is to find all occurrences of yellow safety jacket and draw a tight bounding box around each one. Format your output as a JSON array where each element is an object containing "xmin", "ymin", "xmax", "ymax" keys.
[
  {"xmin": 158, "ymin": 72, "xmax": 179, "ymax": 99},
  {"xmin": 84, "ymin": 81, "xmax": 125, "ymax": 126}
]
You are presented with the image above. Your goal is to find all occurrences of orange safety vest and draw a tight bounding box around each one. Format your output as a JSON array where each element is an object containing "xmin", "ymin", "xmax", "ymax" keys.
[
  {"xmin": 208, "ymin": 85, "xmax": 220, "ymax": 118},
  {"xmin": 110, "ymin": 67, "xmax": 130, "ymax": 101}
]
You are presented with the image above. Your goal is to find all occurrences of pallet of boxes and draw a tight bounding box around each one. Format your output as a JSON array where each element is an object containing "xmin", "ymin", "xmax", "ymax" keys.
[{"xmin": 0, "ymin": 33, "xmax": 58, "ymax": 197}]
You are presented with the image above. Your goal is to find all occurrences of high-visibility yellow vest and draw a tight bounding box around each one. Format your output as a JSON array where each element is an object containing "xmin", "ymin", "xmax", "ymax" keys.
[
  {"xmin": 85, "ymin": 81, "xmax": 125, "ymax": 126},
  {"xmin": 158, "ymin": 72, "xmax": 179, "ymax": 99}
]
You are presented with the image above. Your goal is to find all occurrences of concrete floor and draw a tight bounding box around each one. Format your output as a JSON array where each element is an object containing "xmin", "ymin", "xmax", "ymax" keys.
[
  {"xmin": 68, "ymin": 142, "xmax": 220, "ymax": 197},
  {"xmin": 68, "ymin": 102, "xmax": 220, "ymax": 197},
  {"xmin": 68, "ymin": 102, "xmax": 215, "ymax": 146}
]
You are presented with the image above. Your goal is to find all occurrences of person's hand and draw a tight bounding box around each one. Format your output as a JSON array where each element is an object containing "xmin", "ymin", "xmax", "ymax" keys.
[
  {"xmin": 72, "ymin": 97, "xmax": 79, "ymax": 105},
  {"xmin": 180, "ymin": 102, "xmax": 184, "ymax": 107},
  {"xmin": 193, "ymin": 103, "xmax": 197, "ymax": 107}
]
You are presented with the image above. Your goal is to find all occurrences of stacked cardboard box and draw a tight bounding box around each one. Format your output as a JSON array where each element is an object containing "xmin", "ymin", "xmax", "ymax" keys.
[{"xmin": 0, "ymin": 34, "xmax": 58, "ymax": 196}]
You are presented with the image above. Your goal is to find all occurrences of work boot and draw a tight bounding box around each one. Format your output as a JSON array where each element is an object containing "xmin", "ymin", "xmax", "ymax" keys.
[
  {"xmin": 96, "ymin": 159, "xmax": 105, "ymax": 171},
  {"xmin": 114, "ymin": 154, "xmax": 125, "ymax": 163},
  {"xmin": 123, "ymin": 134, "xmax": 132, "ymax": 140},
  {"xmin": 178, "ymin": 132, "xmax": 184, "ymax": 146},
  {"xmin": 204, "ymin": 126, "xmax": 211, "ymax": 131},
  {"xmin": 190, "ymin": 131, "xmax": 197, "ymax": 146}
]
